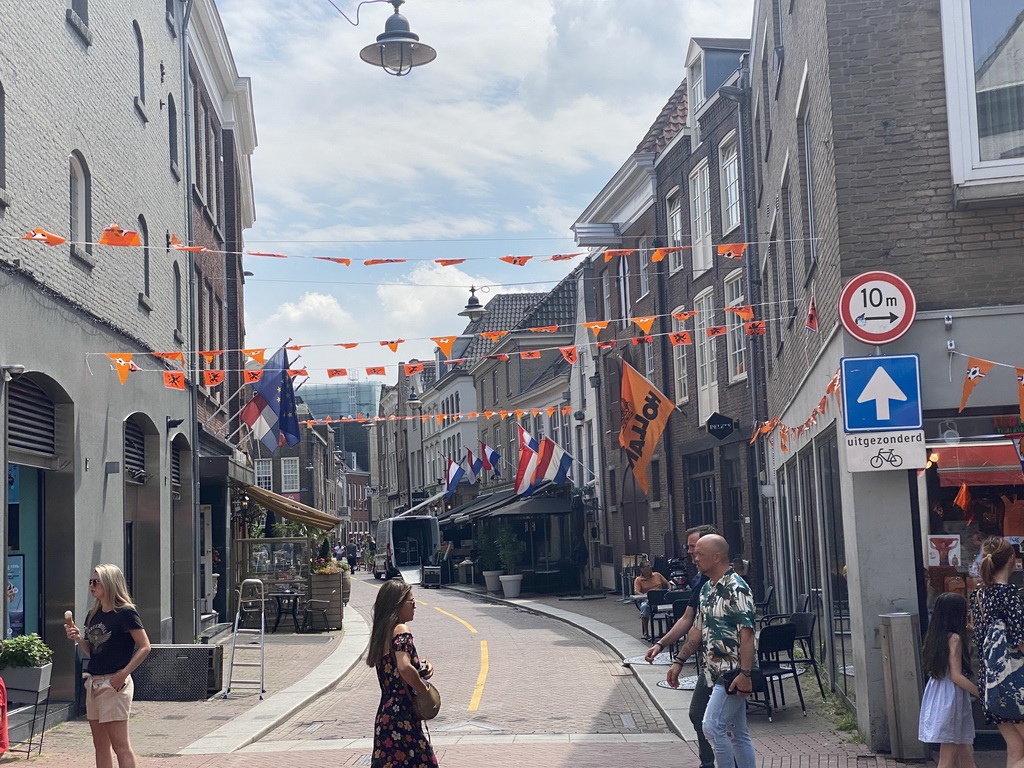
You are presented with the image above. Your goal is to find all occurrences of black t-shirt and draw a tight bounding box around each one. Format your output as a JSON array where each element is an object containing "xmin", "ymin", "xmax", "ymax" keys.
[
  {"xmin": 85, "ymin": 606, "xmax": 145, "ymax": 675},
  {"xmin": 689, "ymin": 573, "xmax": 709, "ymax": 612}
]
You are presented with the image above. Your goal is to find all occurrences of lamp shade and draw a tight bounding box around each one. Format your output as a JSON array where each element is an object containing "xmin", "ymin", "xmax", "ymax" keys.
[{"xmin": 360, "ymin": 4, "xmax": 436, "ymax": 76}]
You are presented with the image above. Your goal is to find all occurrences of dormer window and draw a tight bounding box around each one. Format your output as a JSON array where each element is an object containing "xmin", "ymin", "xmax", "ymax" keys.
[{"xmin": 690, "ymin": 56, "xmax": 705, "ymax": 114}]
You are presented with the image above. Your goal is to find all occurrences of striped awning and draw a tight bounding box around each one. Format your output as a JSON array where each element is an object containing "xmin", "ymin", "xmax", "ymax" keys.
[{"xmin": 245, "ymin": 485, "xmax": 342, "ymax": 532}]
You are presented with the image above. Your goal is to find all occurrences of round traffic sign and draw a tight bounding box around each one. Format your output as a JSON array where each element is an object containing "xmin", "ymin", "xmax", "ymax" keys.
[{"xmin": 838, "ymin": 271, "xmax": 917, "ymax": 345}]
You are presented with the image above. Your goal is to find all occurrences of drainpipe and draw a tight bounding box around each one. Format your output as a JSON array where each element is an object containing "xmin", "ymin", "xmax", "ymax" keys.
[{"xmin": 654, "ymin": 244, "xmax": 678, "ymax": 559}]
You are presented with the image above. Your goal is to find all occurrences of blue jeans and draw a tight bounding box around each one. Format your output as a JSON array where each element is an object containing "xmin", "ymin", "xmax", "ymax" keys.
[{"xmin": 702, "ymin": 682, "xmax": 756, "ymax": 768}]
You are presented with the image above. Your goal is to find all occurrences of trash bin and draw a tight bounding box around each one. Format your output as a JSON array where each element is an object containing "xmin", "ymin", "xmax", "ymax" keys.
[
  {"xmin": 879, "ymin": 612, "xmax": 928, "ymax": 760},
  {"xmin": 458, "ymin": 559, "xmax": 475, "ymax": 585}
]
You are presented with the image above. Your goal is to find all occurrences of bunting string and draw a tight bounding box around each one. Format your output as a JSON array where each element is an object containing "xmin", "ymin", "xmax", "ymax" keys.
[
  {"xmin": 300, "ymin": 404, "xmax": 576, "ymax": 426},
  {"xmin": 748, "ymin": 369, "xmax": 842, "ymax": 452}
]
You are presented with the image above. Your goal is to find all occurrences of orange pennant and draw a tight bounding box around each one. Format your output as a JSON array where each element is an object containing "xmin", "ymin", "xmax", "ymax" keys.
[
  {"xmin": 436, "ymin": 415, "xmax": 445, "ymax": 424},
  {"xmin": 22, "ymin": 228, "xmax": 66, "ymax": 246},
  {"xmin": 603, "ymin": 249, "xmax": 637, "ymax": 262},
  {"xmin": 204, "ymin": 370, "xmax": 225, "ymax": 387},
  {"xmin": 530, "ymin": 326, "xmax": 559, "ymax": 333},
  {"xmin": 707, "ymin": 326, "xmax": 727, "ymax": 338},
  {"xmin": 652, "ymin": 246, "xmax": 687, "ymax": 262},
  {"xmin": 499, "ymin": 255, "xmax": 533, "ymax": 266},
  {"xmin": 583, "ymin": 321, "xmax": 609, "ymax": 337},
  {"xmin": 435, "ymin": 259, "xmax": 466, "ymax": 266},
  {"xmin": 484, "ymin": 411, "xmax": 494, "ymax": 419},
  {"xmin": 532, "ymin": 409, "xmax": 541, "ymax": 417},
  {"xmin": 485, "ymin": 354, "xmax": 510, "ymax": 361},
  {"xmin": 818, "ymin": 396, "xmax": 828, "ymax": 415},
  {"xmin": 98, "ymin": 224, "xmax": 141, "ymax": 247},
  {"xmin": 314, "ymin": 256, "xmax": 351, "ymax": 266},
  {"xmin": 163, "ymin": 371, "xmax": 186, "ymax": 390},
  {"xmin": 631, "ymin": 336, "xmax": 653, "ymax": 345},
  {"xmin": 153, "ymin": 351, "xmax": 184, "ymax": 363},
  {"xmin": 481, "ymin": 331, "xmax": 509, "ymax": 343},
  {"xmin": 724, "ymin": 305, "xmax": 755, "ymax": 321},
  {"xmin": 336, "ymin": 343, "xmax": 359, "ymax": 349},
  {"xmin": 431, "ymin": 336, "xmax": 458, "ymax": 359},
  {"xmin": 242, "ymin": 370, "xmax": 264, "ymax": 384},
  {"xmin": 520, "ymin": 350, "xmax": 542, "ymax": 359},
  {"xmin": 242, "ymin": 348, "xmax": 266, "ymax": 365},
  {"xmin": 1017, "ymin": 368, "xmax": 1024, "ymax": 422},
  {"xmin": 170, "ymin": 233, "xmax": 205, "ymax": 252},
  {"xmin": 544, "ymin": 253, "xmax": 582, "ymax": 262},
  {"xmin": 632, "ymin": 316, "xmax": 656, "ymax": 334},
  {"xmin": 669, "ymin": 331, "xmax": 692, "ymax": 346},
  {"xmin": 366, "ymin": 367, "xmax": 387, "ymax": 376},
  {"xmin": 954, "ymin": 482, "xmax": 971, "ymax": 512},
  {"xmin": 327, "ymin": 368, "xmax": 348, "ymax": 378},
  {"xmin": 515, "ymin": 409, "xmax": 525, "ymax": 419},
  {"xmin": 596, "ymin": 340, "xmax": 617, "ymax": 349},
  {"xmin": 287, "ymin": 369, "xmax": 308, "ymax": 377},
  {"xmin": 443, "ymin": 359, "xmax": 466, "ymax": 366},
  {"xmin": 106, "ymin": 353, "xmax": 134, "ymax": 385},
  {"xmin": 718, "ymin": 243, "xmax": 748, "ymax": 259},
  {"xmin": 959, "ymin": 357, "xmax": 996, "ymax": 412},
  {"xmin": 745, "ymin": 321, "xmax": 766, "ymax": 335},
  {"xmin": 363, "ymin": 259, "xmax": 406, "ymax": 266},
  {"xmin": 500, "ymin": 410, "xmax": 508, "ymax": 419},
  {"xmin": 672, "ymin": 311, "xmax": 698, "ymax": 322},
  {"xmin": 200, "ymin": 350, "xmax": 223, "ymax": 365},
  {"xmin": 246, "ymin": 250, "xmax": 288, "ymax": 258},
  {"xmin": 780, "ymin": 427, "xmax": 789, "ymax": 452},
  {"xmin": 404, "ymin": 363, "xmax": 425, "ymax": 376},
  {"xmin": 562, "ymin": 405, "xmax": 572, "ymax": 415},
  {"xmin": 547, "ymin": 407, "xmax": 556, "ymax": 417},
  {"xmin": 287, "ymin": 345, "xmax": 308, "ymax": 351},
  {"xmin": 380, "ymin": 339, "xmax": 405, "ymax": 352},
  {"xmin": 560, "ymin": 346, "xmax": 579, "ymax": 364}
]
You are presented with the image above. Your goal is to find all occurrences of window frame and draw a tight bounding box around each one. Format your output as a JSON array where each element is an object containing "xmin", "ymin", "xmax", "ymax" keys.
[
  {"xmin": 671, "ymin": 305, "xmax": 690, "ymax": 404},
  {"xmin": 69, "ymin": 151, "xmax": 92, "ymax": 257},
  {"xmin": 694, "ymin": 288, "xmax": 718, "ymax": 423},
  {"xmin": 666, "ymin": 187, "xmax": 685, "ymax": 273},
  {"xmin": 0, "ymin": 79, "xmax": 6, "ymax": 193},
  {"xmin": 281, "ymin": 457, "xmax": 300, "ymax": 493},
  {"xmin": 724, "ymin": 269, "xmax": 748, "ymax": 383},
  {"xmin": 689, "ymin": 161, "xmax": 713, "ymax": 276},
  {"xmin": 138, "ymin": 214, "xmax": 150, "ymax": 298},
  {"xmin": 617, "ymin": 254, "xmax": 631, "ymax": 328},
  {"xmin": 720, "ymin": 133, "xmax": 742, "ymax": 234},
  {"xmin": 255, "ymin": 459, "xmax": 273, "ymax": 490},
  {"xmin": 638, "ymin": 236, "xmax": 652, "ymax": 298}
]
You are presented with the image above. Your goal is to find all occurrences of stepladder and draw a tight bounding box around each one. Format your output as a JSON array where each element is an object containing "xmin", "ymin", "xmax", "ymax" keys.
[{"xmin": 224, "ymin": 578, "xmax": 266, "ymax": 699}]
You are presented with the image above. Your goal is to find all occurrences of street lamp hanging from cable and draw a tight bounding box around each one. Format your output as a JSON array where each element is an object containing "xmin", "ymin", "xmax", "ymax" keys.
[{"xmin": 359, "ymin": 0, "xmax": 436, "ymax": 76}]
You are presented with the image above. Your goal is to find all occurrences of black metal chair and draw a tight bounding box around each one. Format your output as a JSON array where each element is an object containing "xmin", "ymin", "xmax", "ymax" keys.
[
  {"xmin": 302, "ymin": 599, "xmax": 331, "ymax": 632},
  {"xmin": 757, "ymin": 622, "xmax": 806, "ymax": 717},
  {"xmin": 759, "ymin": 592, "xmax": 810, "ymax": 628},
  {"xmin": 754, "ymin": 585, "xmax": 775, "ymax": 623},
  {"xmin": 667, "ymin": 598, "xmax": 691, "ymax": 657},
  {"xmin": 790, "ymin": 611, "xmax": 825, "ymax": 698},
  {"xmin": 645, "ymin": 589, "xmax": 671, "ymax": 640}
]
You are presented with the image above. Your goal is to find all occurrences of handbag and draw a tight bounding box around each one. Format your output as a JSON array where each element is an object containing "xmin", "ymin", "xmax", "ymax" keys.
[
  {"xmin": 721, "ymin": 667, "xmax": 765, "ymax": 695},
  {"xmin": 977, "ymin": 592, "xmax": 1024, "ymax": 719},
  {"xmin": 410, "ymin": 681, "xmax": 442, "ymax": 720}
]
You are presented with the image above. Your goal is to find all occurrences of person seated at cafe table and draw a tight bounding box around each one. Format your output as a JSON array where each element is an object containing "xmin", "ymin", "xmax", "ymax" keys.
[{"xmin": 634, "ymin": 560, "xmax": 671, "ymax": 641}]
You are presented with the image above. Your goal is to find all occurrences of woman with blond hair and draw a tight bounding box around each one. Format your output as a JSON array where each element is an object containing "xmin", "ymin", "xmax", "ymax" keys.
[
  {"xmin": 65, "ymin": 564, "xmax": 151, "ymax": 768},
  {"xmin": 971, "ymin": 537, "xmax": 1024, "ymax": 768},
  {"xmin": 367, "ymin": 580, "xmax": 436, "ymax": 767}
]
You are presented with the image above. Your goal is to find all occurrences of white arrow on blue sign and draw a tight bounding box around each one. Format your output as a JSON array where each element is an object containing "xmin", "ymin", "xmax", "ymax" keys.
[{"xmin": 841, "ymin": 354, "xmax": 923, "ymax": 433}]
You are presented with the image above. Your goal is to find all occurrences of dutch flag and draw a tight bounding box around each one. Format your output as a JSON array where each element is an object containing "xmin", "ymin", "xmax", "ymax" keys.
[
  {"xmin": 534, "ymin": 437, "xmax": 574, "ymax": 485},
  {"xmin": 480, "ymin": 442, "xmax": 502, "ymax": 478},
  {"xmin": 464, "ymin": 448, "xmax": 483, "ymax": 485},
  {"xmin": 445, "ymin": 457, "xmax": 466, "ymax": 497},
  {"xmin": 514, "ymin": 425, "xmax": 540, "ymax": 496}
]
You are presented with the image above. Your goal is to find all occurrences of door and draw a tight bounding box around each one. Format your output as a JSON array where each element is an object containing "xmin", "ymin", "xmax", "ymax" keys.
[{"xmin": 621, "ymin": 473, "xmax": 649, "ymax": 556}]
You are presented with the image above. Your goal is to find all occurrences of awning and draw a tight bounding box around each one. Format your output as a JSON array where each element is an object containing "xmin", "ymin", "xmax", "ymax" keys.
[
  {"xmin": 438, "ymin": 490, "xmax": 517, "ymax": 526},
  {"xmin": 486, "ymin": 496, "xmax": 571, "ymax": 518},
  {"xmin": 397, "ymin": 490, "xmax": 446, "ymax": 517},
  {"xmin": 245, "ymin": 485, "xmax": 343, "ymax": 532},
  {"xmin": 930, "ymin": 441, "xmax": 1024, "ymax": 487}
]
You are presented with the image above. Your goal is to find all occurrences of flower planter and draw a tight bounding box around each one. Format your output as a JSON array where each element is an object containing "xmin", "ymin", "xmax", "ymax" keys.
[
  {"xmin": 499, "ymin": 574, "xmax": 523, "ymax": 599},
  {"xmin": 309, "ymin": 572, "xmax": 345, "ymax": 629},
  {"xmin": 482, "ymin": 570, "xmax": 504, "ymax": 593},
  {"xmin": 2, "ymin": 663, "xmax": 52, "ymax": 704}
]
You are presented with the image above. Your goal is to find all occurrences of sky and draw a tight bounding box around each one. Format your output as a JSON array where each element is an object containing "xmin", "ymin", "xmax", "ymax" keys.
[{"xmin": 216, "ymin": 0, "xmax": 755, "ymax": 383}]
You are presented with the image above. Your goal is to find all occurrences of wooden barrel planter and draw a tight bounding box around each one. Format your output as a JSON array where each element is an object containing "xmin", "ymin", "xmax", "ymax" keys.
[{"xmin": 310, "ymin": 572, "xmax": 345, "ymax": 629}]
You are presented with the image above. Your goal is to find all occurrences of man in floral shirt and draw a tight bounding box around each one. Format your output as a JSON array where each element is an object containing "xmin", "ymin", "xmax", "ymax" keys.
[{"xmin": 669, "ymin": 534, "xmax": 756, "ymax": 768}]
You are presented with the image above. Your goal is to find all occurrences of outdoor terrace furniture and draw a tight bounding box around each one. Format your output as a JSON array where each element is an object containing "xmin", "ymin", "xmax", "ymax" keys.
[
  {"xmin": 757, "ymin": 622, "xmax": 806, "ymax": 717},
  {"xmin": 758, "ymin": 592, "xmax": 811, "ymax": 628},
  {"xmin": 302, "ymin": 599, "xmax": 331, "ymax": 632},
  {"xmin": 790, "ymin": 611, "xmax": 826, "ymax": 698},
  {"xmin": 269, "ymin": 590, "xmax": 303, "ymax": 633}
]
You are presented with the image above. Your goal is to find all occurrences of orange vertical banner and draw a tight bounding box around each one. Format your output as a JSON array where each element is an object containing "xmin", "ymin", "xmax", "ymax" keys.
[{"xmin": 618, "ymin": 361, "xmax": 673, "ymax": 494}]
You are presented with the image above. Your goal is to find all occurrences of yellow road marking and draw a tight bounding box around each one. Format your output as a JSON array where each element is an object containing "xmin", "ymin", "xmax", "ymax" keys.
[
  {"xmin": 433, "ymin": 606, "xmax": 477, "ymax": 633},
  {"xmin": 468, "ymin": 640, "xmax": 488, "ymax": 712}
]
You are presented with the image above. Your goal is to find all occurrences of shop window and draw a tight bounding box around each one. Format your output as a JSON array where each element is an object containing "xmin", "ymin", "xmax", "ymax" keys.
[
  {"xmin": 281, "ymin": 458, "xmax": 300, "ymax": 492},
  {"xmin": 255, "ymin": 459, "xmax": 272, "ymax": 490}
]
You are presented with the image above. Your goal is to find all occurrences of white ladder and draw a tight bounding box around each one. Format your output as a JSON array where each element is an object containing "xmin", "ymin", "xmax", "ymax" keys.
[{"xmin": 223, "ymin": 578, "xmax": 266, "ymax": 699}]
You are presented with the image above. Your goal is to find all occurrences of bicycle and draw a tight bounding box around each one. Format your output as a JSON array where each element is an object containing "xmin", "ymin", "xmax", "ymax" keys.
[{"xmin": 869, "ymin": 448, "xmax": 903, "ymax": 468}]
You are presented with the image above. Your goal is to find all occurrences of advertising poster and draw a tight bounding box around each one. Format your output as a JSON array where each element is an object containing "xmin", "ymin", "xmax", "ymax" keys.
[
  {"xmin": 928, "ymin": 535, "xmax": 961, "ymax": 567},
  {"xmin": 7, "ymin": 554, "xmax": 24, "ymax": 637}
]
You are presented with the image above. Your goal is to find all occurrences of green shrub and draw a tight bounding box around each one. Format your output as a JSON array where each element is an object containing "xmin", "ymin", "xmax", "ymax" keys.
[{"xmin": 0, "ymin": 634, "xmax": 54, "ymax": 668}]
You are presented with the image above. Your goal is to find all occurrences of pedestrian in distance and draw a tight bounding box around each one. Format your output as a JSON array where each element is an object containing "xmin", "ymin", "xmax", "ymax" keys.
[
  {"xmin": 367, "ymin": 580, "xmax": 437, "ymax": 768},
  {"xmin": 66, "ymin": 564, "xmax": 151, "ymax": 768},
  {"xmin": 971, "ymin": 536, "xmax": 1024, "ymax": 768},
  {"xmin": 918, "ymin": 592, "xmax": 979, "ymax": 768},
  {"xmin": 670, "ymin": 534, "xmax": 756, "ymax": 768}
]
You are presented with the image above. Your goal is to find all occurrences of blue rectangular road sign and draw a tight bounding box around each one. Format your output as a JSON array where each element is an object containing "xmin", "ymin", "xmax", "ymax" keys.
[{"xmin": 841, "ymin": 354, "xmax": 922, "ymax": 433}]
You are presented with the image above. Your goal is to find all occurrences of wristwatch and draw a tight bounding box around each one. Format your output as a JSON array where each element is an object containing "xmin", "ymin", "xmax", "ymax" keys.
[{"xmin": 738, "ymin": 668, "xmax": 752, "ymax": 675}]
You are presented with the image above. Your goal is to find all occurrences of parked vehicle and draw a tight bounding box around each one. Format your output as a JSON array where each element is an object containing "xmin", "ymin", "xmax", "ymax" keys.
[{"xmin": 373, "ymin": 516, "xmax": 441, "ymax": 581}]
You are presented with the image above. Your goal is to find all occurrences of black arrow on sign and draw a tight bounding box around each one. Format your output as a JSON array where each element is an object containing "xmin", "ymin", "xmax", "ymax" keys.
[{"xmin": 855, "ymin": 312, "xmax": 898, "ymax": 325}]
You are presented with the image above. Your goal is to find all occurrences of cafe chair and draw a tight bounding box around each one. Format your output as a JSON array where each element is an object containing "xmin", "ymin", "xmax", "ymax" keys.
[
  {"xmin": 645, "ymin": 589, "xmax": 671, "ymax": 640},
  {"xmin": 758, "ymin": 592, "xmax": 810, "ymax": 628},
  {"xmin": 754, "ymin": 585, "xmax": 775, "ymax": 623},
  {"xmin": 668, "ymin": 598, "xmax": 691, "ymax": 658},
  {"xmin": 303, "ymin": 599, "xmax": 331, "ymax": 633},
  {"xmin": 757, "ymin": 622, "xmax": 806, "ymax": 716},
  {"xmin": 789, "ymin": 612, "xmax": 826, "ymax": 698}
]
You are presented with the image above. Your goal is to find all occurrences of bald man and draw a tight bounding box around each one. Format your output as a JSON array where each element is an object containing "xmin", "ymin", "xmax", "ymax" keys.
[{"xmin": 669, "ymin": 534, "xmax": 756, "ymax": 768}]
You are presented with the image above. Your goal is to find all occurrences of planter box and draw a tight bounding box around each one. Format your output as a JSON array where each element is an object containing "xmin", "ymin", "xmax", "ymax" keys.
[
  {"xmin": 310, "ymin": 572, "xmax": 345, "ymax": 629},
  {"xmin": 133, "ymin": 645, "xmax": 223, "ymax": 701},
  {"xmin": 2, "ymin": 663, "xmax": 52, "ymax": 705}
]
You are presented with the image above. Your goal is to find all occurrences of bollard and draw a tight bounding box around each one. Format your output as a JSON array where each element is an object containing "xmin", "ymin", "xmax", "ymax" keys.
[{"xmin": 879, "ymin": 612, "xmax": 928, "ymax": 760}]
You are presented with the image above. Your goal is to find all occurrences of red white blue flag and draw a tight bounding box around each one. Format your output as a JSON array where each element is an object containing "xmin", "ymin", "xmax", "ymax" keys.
[{"xmin": 514, "ymin": 425, "xmax": 540, "ymax": 496}]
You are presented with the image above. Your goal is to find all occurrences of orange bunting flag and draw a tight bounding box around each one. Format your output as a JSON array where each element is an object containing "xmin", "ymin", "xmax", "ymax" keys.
[
  {"xmin": 818, "ymin": 396, "xmax": 828, "ymax": 415},
  {"xmin": 286, "ymin": 345, "xmax": 308, "ymax": 351},
  {"xmin": 363, "ymin": 259, "xmax": 406, "ymax": 266},
  {"xmin": 431, "ymin": 336, "xmax": 458, "ymax": 359},
  {"xmin": 707, "ymin": 326, "xmax": 728, "ymax": 338},
  {"xmin": 805, "ymin": 298, "xmax": 819, "ymax": 332},
  {"xmin": 435, "ymin": 259, "xmax": 466, "ymax": 266},
  {"xmin": 380, "ymin": 340, "xmax": 404, "ymax": 352},
  {"xmin": 204, "ymin": 370, "xmax": 225, "ymax": 387},
  {"xmin": 825, "ymin": 371, "xmax": 841, "ymax": 395},
  {"xmin": 562, "ymin": 405, "xmax": 573, "ymax": 415},
  {"xmin": 718, "ymin": 243, "xmax": 748, "ymax": 259},
  {"xmin": 545, "ymin": 253, "xmax": 582, "ymax": 261},
  {"xmin": 724, "ymin": 305, "xmax": 755, "ymax": 321},
  {"xmin": 499, "ymin": 255, "xmax": 533, "ymax": 266},
  {"xmin": 560, "ymin": 346, "xmax": 579, "ymax": 364},
  {"xmin": 749, "ymin": 424, "xmax": 762, "ymax": 444},
  {"xmin": 106, "ymin": 353, "xmax": 134, "ymax": 385},
  {"xmin": 443, "ymin": 359, "xmax": 466, "ymax": 366},
  {"xmin": 481, "ymin": 331, "xmax": 509, "ymax": 343},
  {"xmin": 780, "ymin": 427, "xmax": 790, "ymax": 452},
  {"xmin": 163, "ymin": 371, "xmax": 186, "ymax": 390},
  {"xmin": 242, "ymin": 348, "xmax": 267, "ymax": 365},
  {"xmin": 327, "ymin": 368, "xmax": 348, "ymax": 378},
  {"xmin": 170, "ymin": 234, "xmax": 205, "ymax": 252},
  {"xmin": 22, "ymin": 228, "xmax": 66, "ymax": 246},
  {"xmin": 287, "ymin": 369, "xmax": 308, "ymax": 377},
  {"xmin": 366, "ymin": 367, "xmax": 387, "ymax": 376},
  {"xmin": 314, "ymin": 257, "xmax": 351, "ymax": 266},
  {"xmin": 959, "ymin": 357, "xmax": 996, "ymax": 412},
  {"xmin": 200, "ymin": 350, "xmax": 223, "ymax": 365},
  {"xmin": 547, "ymin": 407, "xmax": 556, "ymax": 417},
  {"xmin": 336, "ymin": 343, "xmax": 359, "ymax": 349},
  {"xmin": 437, "ymin": 415, "xmax": 445, "ymax": 424},
  {"xmin": 651, "ymin": 246, "xmax": 687, "ymax": 262},
  {"xmin": 672, "ymin": 311, "xmax": 698, "ymax": 322},
  {"xmin": 669, "ymin": 331, "xmax": 692, "ymax": 346},
  {"xmin": 603, "ymin": 248, "xmax": 637, "ymax": 262},
  {"xmin": 499, "ymin": 410, "xmax": 508, "ymax": 419},
  {"xmin": 243, "ymin": 370, "xmax": 264, "ymax": 383},
  {"xmin": 530, "ymin": 326, "xmax": 559, "ymax": 333},
  {"xmin": 153, "ymin": 351, "xmax": 184, "ymax": 363},
  {"xmin": 98, "ymin": 224, "xmax": 141, "ymax": 247},
  {"xmin": 583, "ymin": 321, "xmax": 610, "ymax": 336},
  {"xmin": 484, "ymin": 411, "xmax": 495, "ymax": 419},
  {"xmin": 619, "ymin": 361, "xmax": 673, "ymax": 494},
  {"xmin": 404, "ymin": 363, "xmax": 425, "ymax": 376},
  {"xmin": 515, "ymin": 409, "xmax": 525, "ymax": 419},
  {"xmin": 520, "ymin": 350, "xmax": 542, "ymax": 360},
  {"xmin": 954, "ymin": 482, "xmax": 971, "ymax": 512},
  {"xmin": 531, "ymin": 409, "xmax": 541, "ymax": 417},
  {"xmin": 631, "ymin": 336, "xmax": 653, "ymax": 345},
  {"xmin": 247, "ymin": 250, "xmax": 288, "ymax": 258},
  {"xmin": 596, "ymin": 340, "xmax": 618, "ymax": 349},
  {"xmin": 485, "ymin": 354, "xmax": 510, "ymax": 361},
  {"xmin": 1017, "ymin": 368, "xmax": 1024, "ymax": 421},
  {"xmin": 745, "ymin": 321, "xmax": 766, "ymax": 335},
  {"xmin": 632, "ymin": 316, "xmax": 656, "ymax": 334}
]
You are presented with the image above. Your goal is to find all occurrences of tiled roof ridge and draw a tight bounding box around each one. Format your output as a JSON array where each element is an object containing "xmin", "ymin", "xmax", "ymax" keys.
[{"xmin": 635, "ymin": 78, "xmax": 688, "ymax": 155}]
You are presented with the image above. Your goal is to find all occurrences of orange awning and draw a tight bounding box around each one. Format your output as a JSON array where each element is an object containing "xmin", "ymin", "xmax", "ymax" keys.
[{"xmin": 931, "ymin": 442, "xmax": 1024, "ymax": 488}]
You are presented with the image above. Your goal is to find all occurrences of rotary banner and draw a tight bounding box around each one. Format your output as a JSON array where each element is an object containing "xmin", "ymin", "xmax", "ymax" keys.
[{"xmin": 618, "ymin": 361, "xmax": 673, "ymax": 494}]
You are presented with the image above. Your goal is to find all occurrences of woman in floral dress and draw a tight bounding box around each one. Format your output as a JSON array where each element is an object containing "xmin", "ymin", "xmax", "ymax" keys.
[{"xmin": 367, "ymin": 580, "xmax": 438, "ymax": 768}]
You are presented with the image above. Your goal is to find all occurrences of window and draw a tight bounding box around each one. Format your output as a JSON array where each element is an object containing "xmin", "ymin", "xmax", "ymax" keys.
[
  {"xmin": 71, "ymin": 0, "xmax": 88, "ymax": 23},
  {"xmin": 671, "ymin": 305, "xmax": 690, "ymax": 403},
  {"xmin": 781, "ymin": 183, "xmax": 797, "ymax": 301},
  {"xmin": 798, "ymin": 112, "xmax": 818, "ymax": 270},
  {"xmin": 724, "ymin": 270, "xmax": 747, "ymax": 382},
  {"xmin": 194, "ymin": 93, "xmax": 206, "ymax": 194},
  {"xmin": 138, "ymin": 215, "xmax": 150, "ymax": 297},
  {"xmin": 687, "ymin": 453, "xmax": 716, "ymax": 526},
  {"xmin": 69, "ymin": 151, "xmax": 92, "ymax": 256},
  {"xmin": 720, "ymin": 135, "xmax": 741, "ymax": 233},
  {"xmin": 168, "ymin": 93, "xmax": 179, "ymax": 175},
  {"xmin": 689, "ymin": 162, "xmax": 712, "ymax": 275},
  {"xmin": 0, "ymin": 80, "xmax": 6, "ymax": 192},
  {"xmin": 255, "ymin": 459, "xmax": 272, "ymax": 490},
  {"xmin": 281, "ymin": 458, "xmax": 300, "ymax": 492},
  {"xmin": 689, "ymin": 55, "xmax": 705, "ymax": 116},
  {"xmin": 638, "ymin": 236, "xmax": 652, "ymax": 297},
  {"xmin": 173, "ymin": 262, "xmax": 182, "ymax": 332},
  {"xmin": 666, "ymin": 190, "xmax": 685, "ymax": 272},
  {"xmin": 694, "ymin": 289, "xmax": 719, "ymax": 422},
  {"xmin": 603, "ymin": 270, "xmax": 614, "ymax": 319},
  {"xmin": 617, "ymin": 253, "xmax": 631, "ymax": 327},
  {"xmin": 133, "ymin": 21, "xmax": 146, "ymax": 117},
  {"xmin": 941, "ymin": 0, "xmax": 1024, "ymax": 199},
  {"xmin": 643, "ymin": 337, "xmax": 655, "ymax": 378}
]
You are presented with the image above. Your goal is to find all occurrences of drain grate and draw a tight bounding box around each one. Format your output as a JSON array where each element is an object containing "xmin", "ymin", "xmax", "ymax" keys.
[{"xmin": 619, "ymin": 713, "xmax": 637, "ymax": 729}]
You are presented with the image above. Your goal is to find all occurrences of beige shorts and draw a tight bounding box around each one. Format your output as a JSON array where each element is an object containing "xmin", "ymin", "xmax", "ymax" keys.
[{"xmin": 84, "ymin": 674, "xmax": 133, "ymax": 723}]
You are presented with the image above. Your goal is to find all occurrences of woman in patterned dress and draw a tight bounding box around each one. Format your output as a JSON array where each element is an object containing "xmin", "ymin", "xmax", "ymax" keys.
[
  {"xmin": 971, "ymin": 536, "xmax": 1024, "ymax": 768},
  {"xmin": 367, "ymin": 580, "xmax": 438, "ymax": 768}
]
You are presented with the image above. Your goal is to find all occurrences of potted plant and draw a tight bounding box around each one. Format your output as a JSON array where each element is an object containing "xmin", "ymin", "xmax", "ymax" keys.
[
  {"xmin": 476, "ymin": 533, "xmax": 504, "ymax": 593},
  {"xmin": 0, "ymin": 633, "xmax": 54, "ymax": 701},
  {"xmin": 309, "ymin": 558, "xmax": 346, "ymax": 629},
  {"xmin": 496, "ymin": 523, "xmax": 524, "ymax": 598}
]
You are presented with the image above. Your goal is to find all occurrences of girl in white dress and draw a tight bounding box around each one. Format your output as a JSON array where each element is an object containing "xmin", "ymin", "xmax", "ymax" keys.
[{"xmin": 919, "ymin": 592, "xmax": 979, "ymax": 768}]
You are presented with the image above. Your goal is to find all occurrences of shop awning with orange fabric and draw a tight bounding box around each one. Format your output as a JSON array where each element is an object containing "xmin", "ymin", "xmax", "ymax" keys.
[{"xmin": 930, "ymin": 441, "xmax": 1024, "ymax": 487}]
